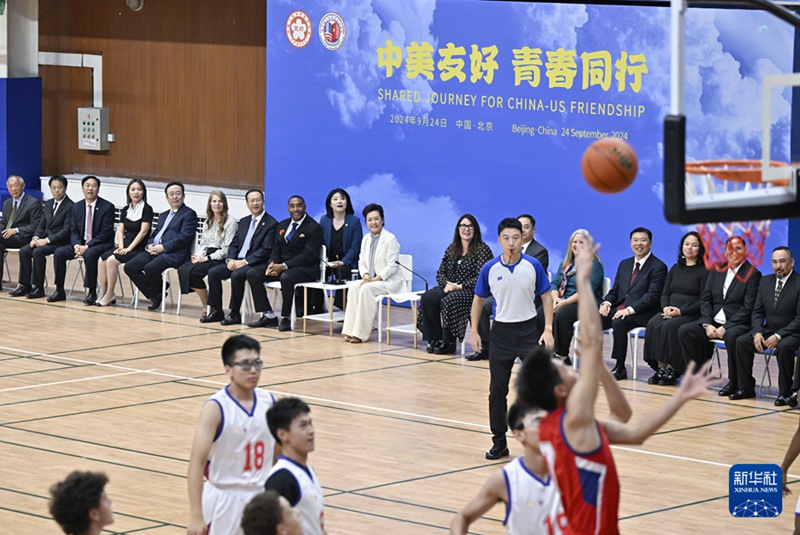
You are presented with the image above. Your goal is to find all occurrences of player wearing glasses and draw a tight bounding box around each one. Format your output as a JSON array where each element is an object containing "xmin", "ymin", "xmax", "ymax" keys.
[{"xmin": 187, "ymin": 334, "xmax": 278, "ymax": 535}]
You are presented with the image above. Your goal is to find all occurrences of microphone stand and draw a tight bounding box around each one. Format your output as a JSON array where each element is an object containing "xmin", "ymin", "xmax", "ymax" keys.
[{"xmin": 395, "ymin": 260, "xmax": 429, "ymax": 292}]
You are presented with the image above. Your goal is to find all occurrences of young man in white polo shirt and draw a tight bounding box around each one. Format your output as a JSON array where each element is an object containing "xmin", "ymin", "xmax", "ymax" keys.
[{"xmin": 470, "ymin": 217, "xmax": 554, "ymax": 460}]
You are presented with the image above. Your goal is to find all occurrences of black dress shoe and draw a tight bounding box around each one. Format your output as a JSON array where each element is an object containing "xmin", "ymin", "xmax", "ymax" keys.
[
  {"xmin": 648, "ymin": 367, "xmax": 665, "ymax": 385},
  {"xmin": 465, "ymin": 352, "xmax": 489, "ymax": 361},
  {"xmin": 775, "ymin": 396, "xmax": 789, "ymax": 407},
  {"xmin": 220, "ymin": 314, "xmax": 242, "ymax": 326},
  {"xmin": 426, "ymin": 341, "xmax": 437, "ymax": 354},
  {"xmin": 27, "ymin": 288, "xmax": 45, "ymax": 299},
  {"xmin": 789, "ymin": 393, "xmax": 799, "ymax": 408},
  {"xmin": 278, "ymin": 318, "xmax": 292, "ymax": 332},
  {"xmin": 729, "ymin": 388, "xmax": 756, "ymax": 400},
  {"xmin": 9, "ymin": 285, "xmax": 31, "ymax": 297},
  {"xmin": 611, "ymin": 366, "xmax": 628, "ymax": 381},
  {"xmin": 200, "ymin": 310, "xmax": 225, "ymax": 323},
  {"xmin": 433, "ymin": 341, "xmax": 456, "ymax": 355},
  {"xmin": 248, "ymin": 315, "xmax": 279, "ymax": 328},
  {"xmin": 83, "ymin": 292, "xmax": 97, "ymax": 305},
  {"xmin": 147, "ymin": 299, "xmax": 162, "ymax": 311},
  {"xmin": 47, "ymin": 290, "xmax": 66, "ymax": 302},
  {"xmin": 658, "ymin": 368, "xmax": 679, "ymax": 386},
  {"xmin": 485, "ymin": 444, "xmax": 510, "ymax": 460},
  {"xmin": 718, "ymin": 381, "xmax": 735, "ymax": 397}
]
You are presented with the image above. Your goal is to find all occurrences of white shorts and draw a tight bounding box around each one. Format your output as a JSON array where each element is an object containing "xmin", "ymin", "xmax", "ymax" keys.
[
  {"xmin": 202, "ymin": 481, "xmax": 261, "ymax": 535},
  {"xmin": 795, "ymin": 493, "xmax": 800, "ymax": 515}
]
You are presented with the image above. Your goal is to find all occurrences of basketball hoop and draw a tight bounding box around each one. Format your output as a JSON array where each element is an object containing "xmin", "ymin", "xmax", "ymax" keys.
[{"xmin": 685, "ymin": 160, "xmax": 780, "ymax": 273}]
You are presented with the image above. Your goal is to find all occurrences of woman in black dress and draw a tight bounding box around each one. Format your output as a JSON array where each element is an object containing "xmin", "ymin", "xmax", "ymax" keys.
[
  {"xmin": 644, "ymin": 230, "xmax": 709, "ymax": 385},
  {"xmin": 419, "ymin": 214, "xmax": 494, "ymax": 354},
  {"xmin": 95, "ymin": 179, "xmax": 153, "ymax": 306}
]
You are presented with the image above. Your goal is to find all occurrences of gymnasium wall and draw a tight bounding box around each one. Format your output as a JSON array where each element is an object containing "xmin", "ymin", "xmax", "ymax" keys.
[
  {"xmin": 265, "ymin": 0, "xmax": 795, "ymax": 287},
  {"xmin": 39, "ymin": 0, "xmax": 265, "ymax": 190}
]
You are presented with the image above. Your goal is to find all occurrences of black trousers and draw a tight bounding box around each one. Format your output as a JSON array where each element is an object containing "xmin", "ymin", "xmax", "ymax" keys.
[
  {"xmin": 207, "ymin": 262, "xmax": 265, "ymax": 317},
  {"xmin": 419, "ymin": 287, "xmax": 450, "ymax": 343},
  {"xmin": 53, "ymin": 242, "xmax": 110, "ymax": 291},
  {"xmin": 489, "ymin": 318, "xmax": 540, "ymax": 447},
  {"xmin": 678, "ymin": 320, "xmax": 749, "ymax": 384},
  {"xmin": 246, "ymin": 266, "xmax": 316, "ymax": 317},
  {"xmin": 124, "ymin": 251, "xmax": 173, "ymax": 301},
  {"xmin": 553, "ymin": 302, "xmax": 579, "ymax": 357},
  {"xmin": 479, "ymin": 296, "xmax": 544, "ymax": 354},
  {"xmin": 600, "ymin": 311, "xmax": 652, "ymax": 366},
  {"xmin": 0, "ymin": 234, "xmax": 26, "ymax": 285},
  {"xmin": 735, "ymin": 332, "xmax": 800, "ymax": 395},
  {"xmin": 18, "ymin": 242, "xmax": 59, "ymax": 289}
]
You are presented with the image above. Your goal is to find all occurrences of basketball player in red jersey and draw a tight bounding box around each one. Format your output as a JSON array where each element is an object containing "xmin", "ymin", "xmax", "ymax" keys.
[{"xmin": 516, "ymin": 240, "xmax": 720, "ymax": 534}]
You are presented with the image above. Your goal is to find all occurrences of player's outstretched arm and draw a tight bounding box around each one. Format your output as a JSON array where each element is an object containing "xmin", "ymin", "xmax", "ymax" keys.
[
  {"xmin": 187, "ymin": 401, "xmax": 222, "ymax": 535},
  {"xmin": 564, "ymin": 243, "xmax": 603, "ymax": 441},
  {"xmin": 599, "ymin": 364, "xmax": 632, "ymax": 424},
  {"xmin": 450, "ymin": 470, "xmax": 506, "ymax": 535},
  {"xmin": 781, "ymin": 416, "xmax": 800, "ymax": 495},
  {"xmin": 601, "ymin": 360, "xmax": 719, "ymax": 445}
]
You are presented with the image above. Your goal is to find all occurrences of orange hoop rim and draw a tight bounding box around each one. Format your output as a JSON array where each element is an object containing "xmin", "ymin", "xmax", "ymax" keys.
[{"xmin": 685, "ymin": 159, "xmax": 790, "ymax": 184}]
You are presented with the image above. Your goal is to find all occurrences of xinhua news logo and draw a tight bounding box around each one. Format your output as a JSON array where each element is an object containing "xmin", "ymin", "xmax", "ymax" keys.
[{"xmin": 729, "ymin": 464, "xmax": 782, "ymax": 518}]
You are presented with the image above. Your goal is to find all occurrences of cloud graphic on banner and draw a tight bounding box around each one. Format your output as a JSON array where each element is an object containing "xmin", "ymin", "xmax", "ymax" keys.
[
  {"xmin": 519, "ymin": 3, "xmax": 588, "ymax": 49},
  {"xmin": 325, "ymin": 0, "xmax": 437, "ymax": 129},
  {"xmin": 341, "ymin": 172, "xmax": 495, "ymax": 285}
]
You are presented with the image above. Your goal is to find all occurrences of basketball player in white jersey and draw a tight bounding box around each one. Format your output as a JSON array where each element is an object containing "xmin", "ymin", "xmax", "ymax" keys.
[
  {"xmin": 451, "ymin": 367, "xmax": 633, "ymax": 535},
  {"xmin": 187, "ymin": 334, "xmax": 277, "ymax": 535},
  {"xmin": 265, "ymin": 397, "xmax": 326, "ymax": 535}
]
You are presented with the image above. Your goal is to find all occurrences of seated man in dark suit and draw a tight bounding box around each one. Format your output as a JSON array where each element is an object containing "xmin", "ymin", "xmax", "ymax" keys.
[
  {"xmin": 468, "ymin": 213, "xmax": 549, "ymax": 361},
  {"xmin": 12, "ymin": 175, "xmax": 74, "ymax": 298},
  {"xmin": 247, "ymin": 195, "xmax": 323, "ymax": 332},
  {"xmin": 50, "ymin": 176, "xmax": 115, "ymax": 304},
  {"xmin": 201, "ymin": 189, "xmax": 278, "ymax": 325},
  {"xmin": 599, "ymin": 227, "xmax": 667, "ymax": 380},
  {"xmin": 732, "ymin": 246, "xmax": 800, "ymax": 404},
  {"xmin": 678, "ymin": 235, "xmax": 761, "ymax": 396},
  {"xmin": 1, "ymin": 175, "xmax": 43, "ymax": 291},
  {"xmin": 125, "ymin": 181, "xmax": 198, "ymax": 311}
]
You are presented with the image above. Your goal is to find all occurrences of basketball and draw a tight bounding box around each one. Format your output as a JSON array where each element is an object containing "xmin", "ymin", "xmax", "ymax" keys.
[{"xmin": 581, "ymin": 137, "xmax": 638, "ymax": 193}]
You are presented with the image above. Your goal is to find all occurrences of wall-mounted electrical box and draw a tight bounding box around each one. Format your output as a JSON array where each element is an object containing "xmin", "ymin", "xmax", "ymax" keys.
[{"xmin": 78, "ymin": 107, "xmax": 109, "ymax": 151}]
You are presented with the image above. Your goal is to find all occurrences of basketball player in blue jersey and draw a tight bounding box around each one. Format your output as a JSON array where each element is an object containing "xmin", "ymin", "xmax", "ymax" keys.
[
  {"xmin": 451, "ymin": 374, "xmax": 632, "ymax": 535},
  {"xmin": 187, "ymin": 335, "xmax": 277, "ymax": 535},
  {"xmin": 470, "ymin": 217, "xmax": 554, "ymax": 460},
  {"xmin": 265, "ymin": 397, "xmax": 326, "ymax": 535}
]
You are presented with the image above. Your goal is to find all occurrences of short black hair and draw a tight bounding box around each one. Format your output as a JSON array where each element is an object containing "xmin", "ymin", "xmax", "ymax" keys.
[
  {"xmin": 629, "ymin": 227, "xmax": 652, "ymax": 241},
  {"xmin": 517, "ymin": 214, "xmax": 536, "ymax": 228},
  {"xmin": 726, "ymin": 235, "xmax": 747, "ymax": 247},
  {"xmin": 221, "ymin": 334, "xmax": 261, "ymax": 367},
  {"xmin": 515, "ymin": 346, "xmax": 562, "ymax": 412},
  {"xmin": 288, "ymin": 194, "xmax": 305, "ymax": 205},
  {"xmin": 267, "ymin": 397, "xmax": 311, "ymax": 445},
  {"xmin": 325, "ymin": 188, "xmax": 355, "ymax": 217},
  {"xmin": 774, "ymin": 245, "xmax": 793, "ymax": 258},
  {"xmin": 497, "ymin": 217, "xmax": 522, "ymax": 235},
  {"xmin": 241, "ymin": 491, "xmax": 283, "ymax": 535},
  {"xmin": 81, "ymin": 175, "xmax": 100, "ymax": 187},
  {"xmin": 49, "ymin": 175, "xmax": 68, "ymax": 188},
  {"xmin": 49, "ymin": 471, "xmax": 108, "ymax": 535},
  {"xmin": 164, "ymin": 180, "xmax": 185, "ymax": 194},
  {"xmin": 245, "ymin": 189, "xmax": 264, "ymax": 202},
  {"xmin": 507, "ymin": 401, "xmax": 535, "ymax": 430},
  {"xmin": 362, "ymin": 203, "xmax": 384, "ymax": 221}
]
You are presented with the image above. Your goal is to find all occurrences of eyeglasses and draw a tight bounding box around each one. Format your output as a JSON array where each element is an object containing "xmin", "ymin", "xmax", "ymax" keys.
[
  {"xmin": 232, "ymin": 358, "xmax": 264, "ymax": 371},
  {"xmin": 458, "ymin": 224, "xmax": 475, "ymax": 230}
]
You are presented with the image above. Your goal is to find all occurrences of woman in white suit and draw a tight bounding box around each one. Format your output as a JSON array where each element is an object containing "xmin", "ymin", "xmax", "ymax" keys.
[{"xmin": 342, "ymin": 203, "xmax": 403, "ymax": 343}]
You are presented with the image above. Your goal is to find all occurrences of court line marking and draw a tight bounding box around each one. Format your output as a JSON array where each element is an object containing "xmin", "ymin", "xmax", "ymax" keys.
[
  {"xmin": 0, "ymin": 369, "xmax": 152, "ymax": 393},
  {"xmin": 3, "ymin": 343, "xmax": 797, "ymax": 478}
]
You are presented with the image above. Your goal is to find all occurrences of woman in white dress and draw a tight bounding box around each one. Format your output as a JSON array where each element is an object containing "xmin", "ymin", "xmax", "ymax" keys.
[{"xmin": 341, "ymin": 203, "xmax": 404, "ymax": 343}]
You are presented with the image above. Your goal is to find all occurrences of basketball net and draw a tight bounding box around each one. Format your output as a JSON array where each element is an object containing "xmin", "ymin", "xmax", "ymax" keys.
[{"xmin": 685, "ymin": 160, "xmax": 777, "ymax": 274}]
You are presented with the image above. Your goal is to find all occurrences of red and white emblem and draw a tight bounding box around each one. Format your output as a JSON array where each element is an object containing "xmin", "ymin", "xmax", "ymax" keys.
[
  {"xmin": 286, "ymin": 10, "xmax": 312, "ymax": 48},
  {"xmin": 318, "ymin": 12, "xmax": 346, "ymax": 51}
]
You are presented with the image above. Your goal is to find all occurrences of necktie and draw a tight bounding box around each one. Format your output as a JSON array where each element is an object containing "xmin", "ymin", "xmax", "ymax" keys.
[
  {"xmin": 85, "ymin": 204, "xmax": 93, "ymax": 242},
  {"xmin": 238, "ymin": 218, "xmax": 258, "ymax": 259},
  {"xmin": 775, "ymin": 279, "xmax": 784, "ymax": 305},
  {"xmin": 53, "ymin": 201, "xmax": 59, "ymax": 216},
  {"xmin": 618, "ymin": 262, "xmax": 640, "ymax": 311},
  {"xmin": 285, "ymin": 221, "xmax": 298, "ymax": 242},
  {"xmin": 6, "ymin": 200, "xmax": 17, "ymax": 229},
  {"xmin": 154, "ymin": 211, "xmax": 175, "ymax": 245}
]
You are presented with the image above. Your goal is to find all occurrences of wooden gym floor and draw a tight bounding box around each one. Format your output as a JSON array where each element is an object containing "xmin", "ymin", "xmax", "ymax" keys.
[{"xmin": 1, "ymin": 258, "xmax": 798, "ymax": 534}]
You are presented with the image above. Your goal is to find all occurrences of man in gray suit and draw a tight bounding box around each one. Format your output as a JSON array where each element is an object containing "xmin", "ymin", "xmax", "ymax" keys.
[
  {"xmin": 12, "ymin": 175, "xmax": 74, "ymax": 298},
  {"xmin": 1, "ymin": 175, "xmax": 43, "ymax": 291}
]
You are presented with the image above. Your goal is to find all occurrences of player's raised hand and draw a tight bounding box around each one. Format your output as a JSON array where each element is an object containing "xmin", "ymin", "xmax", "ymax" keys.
[
  {"xmin": 575, "ymin": 240, "xmax": 600, "ymax": 280},
  {"xmin": 677, "ymin": 360, "xmax": 724, "ymax": 401}
]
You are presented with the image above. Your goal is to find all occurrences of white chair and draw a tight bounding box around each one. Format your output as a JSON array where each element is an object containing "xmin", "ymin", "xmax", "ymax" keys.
[
  {"xmin": 174, "ymin": 220, "xmax": 206, "ymax": 315},
  {"xmin": 3, "ymin": 248, "xmax": 16, "ymax": 284},
  {"xmin": 262, "ymin": 245, "xmax": 327, "ymax": 330},
  {"xmin": 376, "ymin": 254, "xmax": 423, "ymax": 347},
  {"xmin": 296, "ymin": 246, "xmax": 354, "ymax": 336},
  {"xmin": 571, "ymin": 277, "xmax": 612, "ymax": 369}
]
